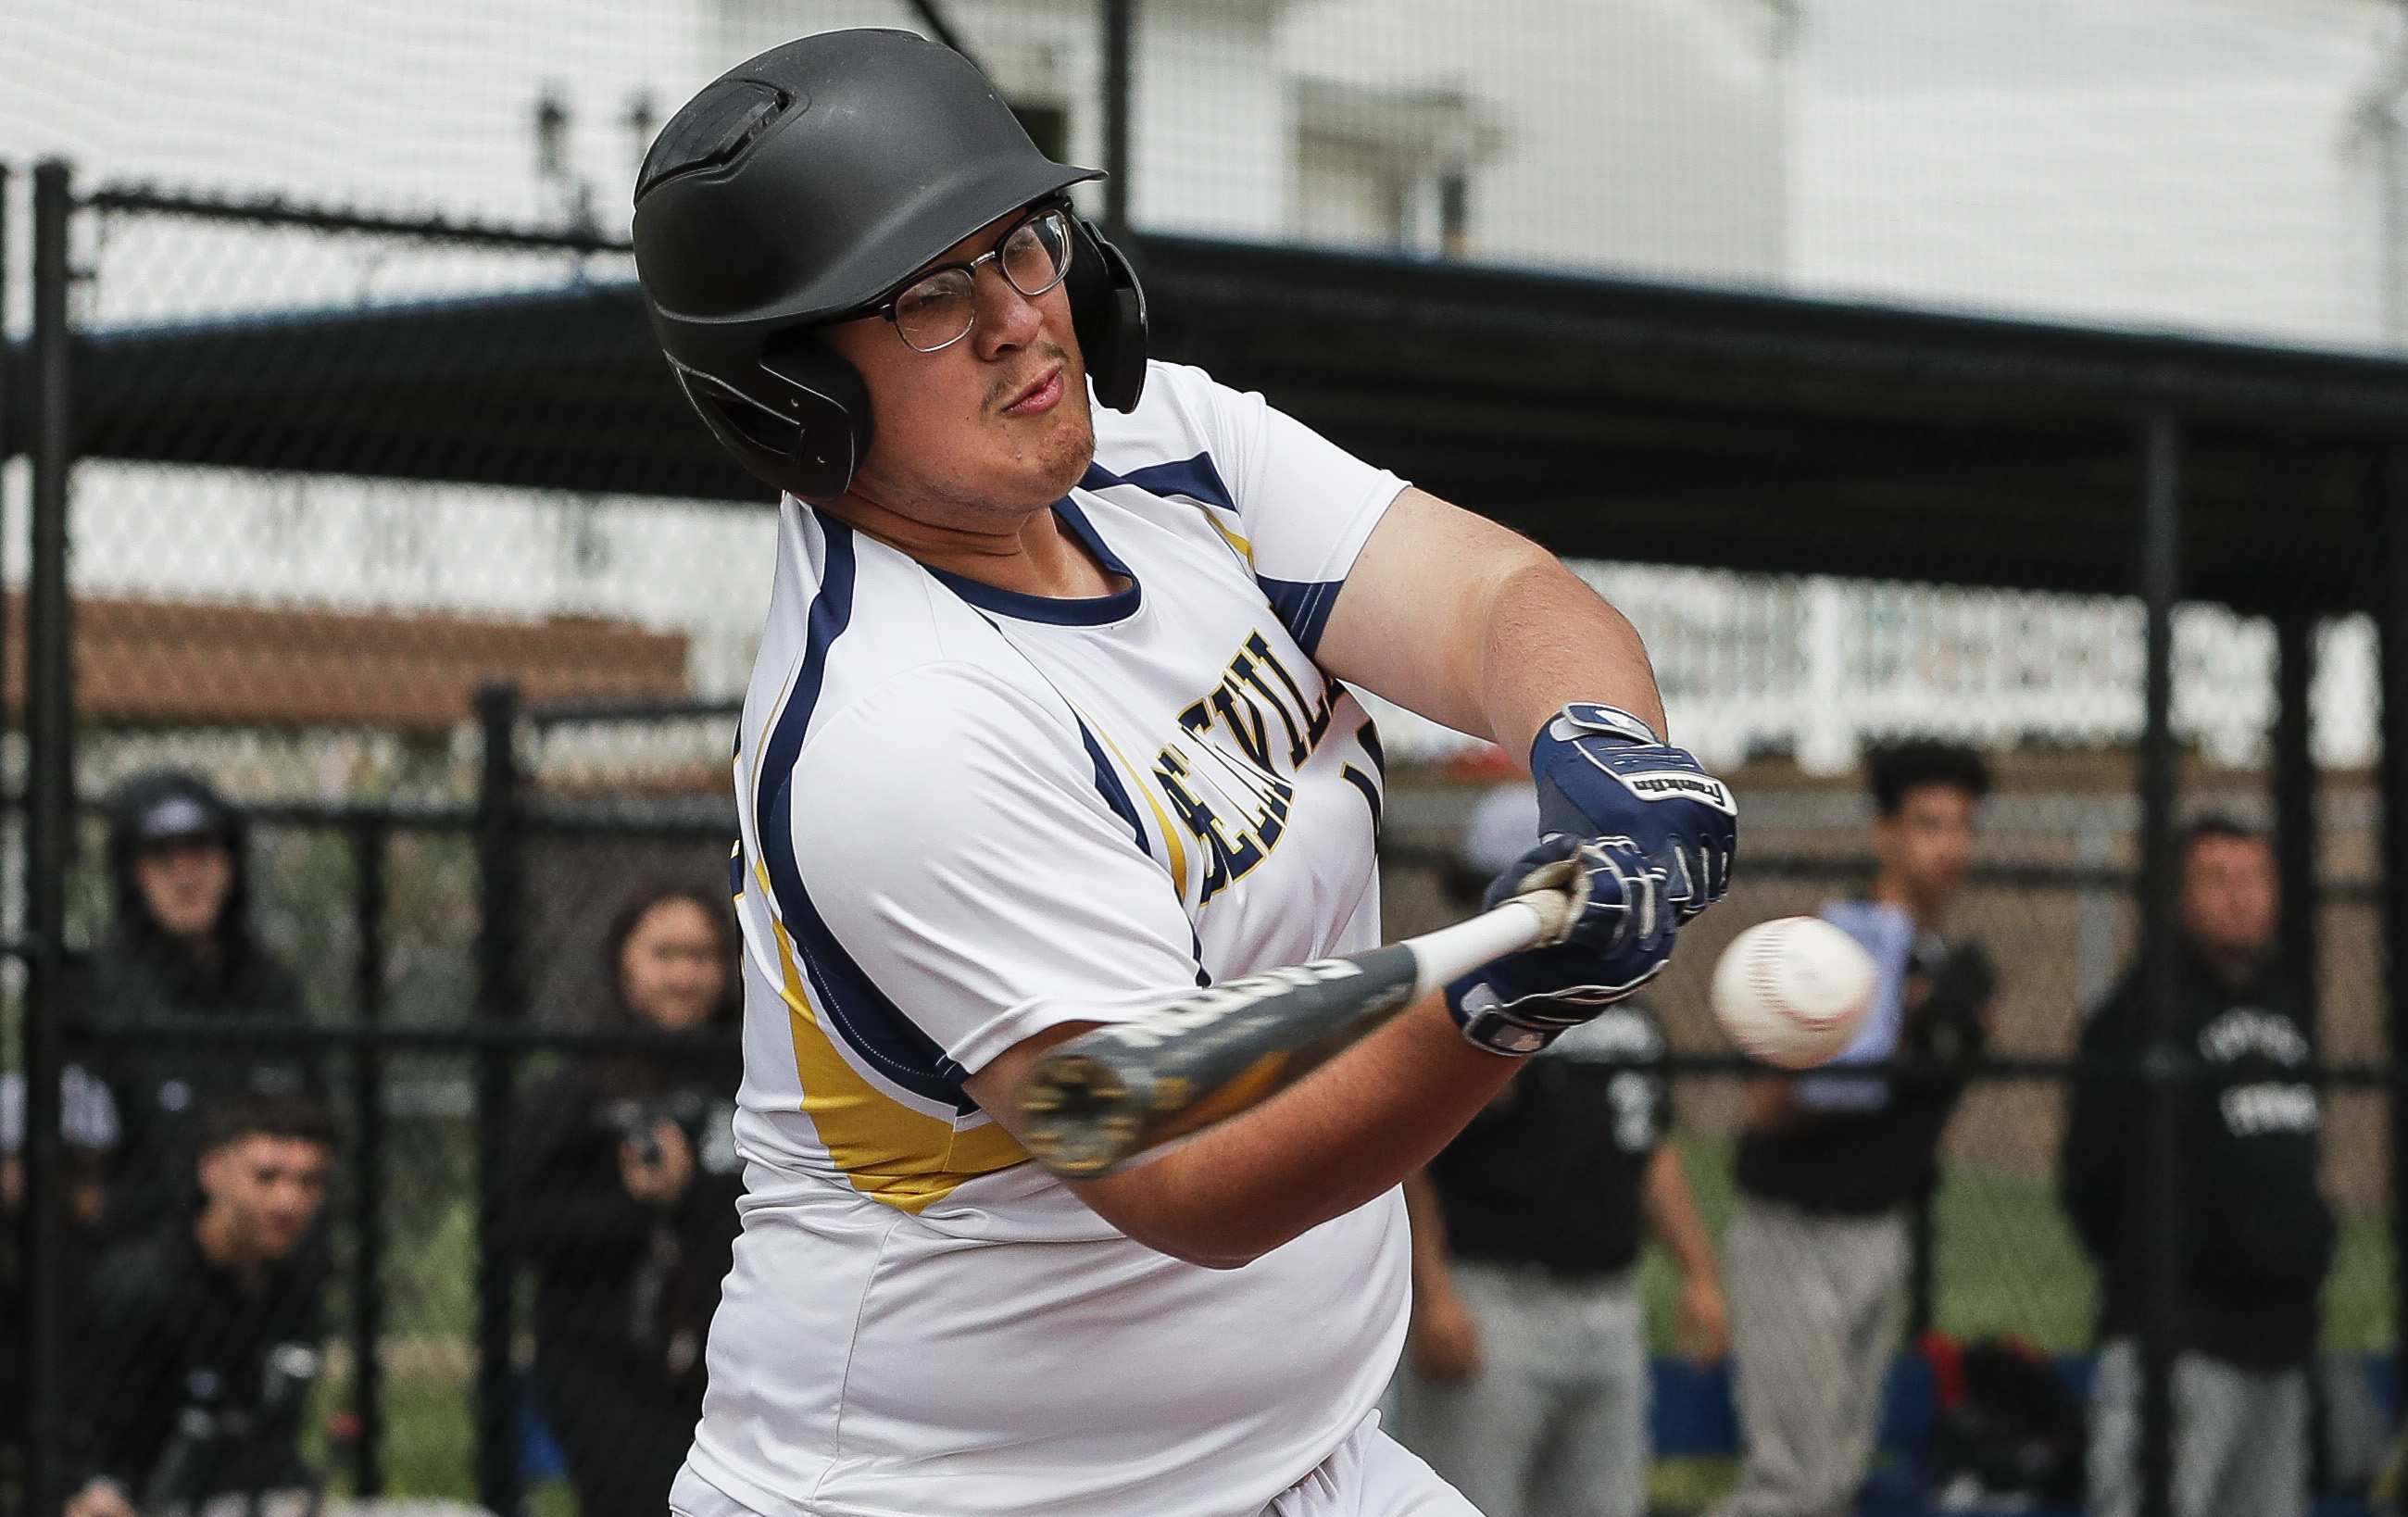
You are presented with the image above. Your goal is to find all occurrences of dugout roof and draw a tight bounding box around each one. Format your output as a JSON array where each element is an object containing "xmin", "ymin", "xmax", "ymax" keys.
[{"xmin": 13, "ymin": 234, "xmax": 2408, "ymax": 617}]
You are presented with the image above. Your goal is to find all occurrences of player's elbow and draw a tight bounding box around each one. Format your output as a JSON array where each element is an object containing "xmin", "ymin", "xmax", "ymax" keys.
[
  {"xmin": 1111, "ymin": 1214, "xmax": 1280, "ymax": 1270},
  {"xmin": 1076, "ymin": 1184, "xmax": 1294, "ymax": 1269}
]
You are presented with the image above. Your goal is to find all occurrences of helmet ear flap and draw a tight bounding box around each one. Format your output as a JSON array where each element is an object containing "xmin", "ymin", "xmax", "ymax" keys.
[
  {"xmin": 759, "ymin": 329, "xmax": 874, "ymax": 497},
  {"xmin": 673, "ymin": 332, "xmax": 873, "ymax": 502},
  {"xmin": 1067, "ymin": 217, "xmax": 1148, "ymax": 414}
]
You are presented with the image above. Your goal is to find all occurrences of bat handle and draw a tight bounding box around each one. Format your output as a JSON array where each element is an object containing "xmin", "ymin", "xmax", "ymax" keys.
[{"xmin": 1401, "ymin": 887, "xmax": 1567, "ymax": 997}]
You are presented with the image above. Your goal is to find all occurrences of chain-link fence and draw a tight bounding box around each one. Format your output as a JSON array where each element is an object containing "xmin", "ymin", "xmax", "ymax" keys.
[{"xmin": 6, "ymin": 5, "xmax": 2408, "ymax": 1517}]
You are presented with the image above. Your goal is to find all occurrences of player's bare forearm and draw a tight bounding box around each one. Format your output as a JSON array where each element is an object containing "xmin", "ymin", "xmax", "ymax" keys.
[
  {"xmin": 1319, "ymin": 487, "xmax": 1665, "ymax": 753},
  {"xmin": 1642, "ymin": 1144, "xmax": 1717, "ymax": 1285},
  {"xmin": 965, "ymin": 994, "xmax": 1519, "ymax": 1269}
]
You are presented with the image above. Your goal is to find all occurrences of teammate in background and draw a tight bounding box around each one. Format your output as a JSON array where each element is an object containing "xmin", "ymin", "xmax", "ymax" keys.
[
  {"xmin": 65, "ymin": 1095, "xmax": 333, "ymax": 1517},
  {"xmin": 1392, "ymin": 786, "xmax": 1727, "ymax": 1517},
  {"xmin": 511, "ymin": 884, "xmax": 746, "ymax": 1517},
  {"xmin": 2061, "ymin": 818, "xmax": 2332, "ymax": 1517},
  {"xmin": 74, "ymin": 771, "xmax": 318, "ymax": 1237},
  {"xmin": 632, "ymin": 31, "xmax": 1734, "ymax": 1517},
  {"xmin": 1711, "ymin": 740, "xmax": 1994, "ymax": 1517}
]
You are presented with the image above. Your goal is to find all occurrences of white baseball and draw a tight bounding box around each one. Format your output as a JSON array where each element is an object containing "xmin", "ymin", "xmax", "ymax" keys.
[{"xmin": 1710, "ymin": 916, "xmax": 1878, "ymax": 1070}]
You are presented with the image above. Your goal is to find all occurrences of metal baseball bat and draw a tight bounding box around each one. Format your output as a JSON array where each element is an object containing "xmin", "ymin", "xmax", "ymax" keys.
[{"xmin": 1018, "ymin": 872, "xmax": 1584, "ymax": 1178}]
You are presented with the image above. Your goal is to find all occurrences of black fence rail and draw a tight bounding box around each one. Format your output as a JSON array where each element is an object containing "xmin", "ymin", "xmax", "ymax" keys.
[
  {"xmin": 11, "ymin": 687, "xmax": 2402, "ymax": 1517},
  {"xmin": 6, "ymin": 107, "xmax": 2408, "ymax": 1517}
]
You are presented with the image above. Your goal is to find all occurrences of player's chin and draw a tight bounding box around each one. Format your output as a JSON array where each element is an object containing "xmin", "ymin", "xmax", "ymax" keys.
[{"xmin": 1010, "ymin": 395, "xmax": 1097, "ymax": 499}]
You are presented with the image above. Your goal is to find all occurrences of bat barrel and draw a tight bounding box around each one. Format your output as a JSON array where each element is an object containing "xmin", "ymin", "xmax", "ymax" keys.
[
  {"xmin": 1014, "ymin": 895, "xmax": 1572, "ymax": 1179},
  {"xmin": 1020, "ymin": 1052, "xmax": 1149, "ymax": 1177}
]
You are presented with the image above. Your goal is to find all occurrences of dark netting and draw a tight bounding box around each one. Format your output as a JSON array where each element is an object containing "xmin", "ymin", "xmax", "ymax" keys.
[{"xmin": 6, "ymin": 5, "xmax": 2408, "ymax": 1517}]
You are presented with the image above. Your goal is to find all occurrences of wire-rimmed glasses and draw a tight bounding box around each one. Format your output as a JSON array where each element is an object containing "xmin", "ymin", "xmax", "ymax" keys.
[{"xmin": 876, "ymin": 205, "xmax": 1075, "ymax": 353}]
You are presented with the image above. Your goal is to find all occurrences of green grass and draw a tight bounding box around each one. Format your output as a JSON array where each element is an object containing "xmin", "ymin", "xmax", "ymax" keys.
[
  {"xmin": 1629, "ymin": 1136, "xmax": 2392, "ymax": 1511},
  {"xmin": 1639, "ymin": 1135, "xmax": 2389, "ymax": 1354},
  {"xmin": 330, "ymin": 1135, "xmax": 2390, "ymax": 1514}
]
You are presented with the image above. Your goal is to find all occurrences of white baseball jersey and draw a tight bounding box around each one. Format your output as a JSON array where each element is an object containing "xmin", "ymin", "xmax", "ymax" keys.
[{"xmin": 686, "ymin": 361, "xmax": 1412, "ymax": 1517}]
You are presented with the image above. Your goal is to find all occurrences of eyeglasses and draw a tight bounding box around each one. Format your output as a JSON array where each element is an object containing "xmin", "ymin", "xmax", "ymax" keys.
[{"xmin": 876, "ymin": 206, "xmax": 1075, "ymax": 353}]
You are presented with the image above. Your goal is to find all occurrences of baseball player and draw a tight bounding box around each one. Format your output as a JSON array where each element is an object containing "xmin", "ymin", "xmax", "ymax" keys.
[{"xmin": 629, "ymin": 30, "xmax": 1737, "ymax": 1517}]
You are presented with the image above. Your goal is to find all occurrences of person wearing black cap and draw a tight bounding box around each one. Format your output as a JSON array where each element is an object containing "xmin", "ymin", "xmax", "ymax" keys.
[
  {"xmin": 632, "ymin": 27, "xmax": 1734, "ymax": 1517},
  {"xmin": 73, "ymin": 770, "xmax": 316, "ymax": 1238}
]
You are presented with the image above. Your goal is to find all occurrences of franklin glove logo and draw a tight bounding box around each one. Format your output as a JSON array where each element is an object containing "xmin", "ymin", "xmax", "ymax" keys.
[{"xmin": 1622, "ymin": 771, "xmax": 1735, "ymax": 811}]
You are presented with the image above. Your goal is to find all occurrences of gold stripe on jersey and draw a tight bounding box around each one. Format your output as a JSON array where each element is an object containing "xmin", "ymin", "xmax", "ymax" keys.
[
  {"xmin": 1200, "ymin": 508, "xmax": 1255, "ymax": 567},
  {"xmin": 1083, "ymin": 718, "xmax": 1191, "ymax": 899},
  {"xmin": 751, "ymin": 859, "xmax": 1027, "ymax": 1213}
]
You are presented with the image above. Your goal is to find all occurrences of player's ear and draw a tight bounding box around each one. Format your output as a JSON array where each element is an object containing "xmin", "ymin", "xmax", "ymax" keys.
[{"xmin": 195, "ymin": 1144, "xmax": 233, "ymax": 1200}]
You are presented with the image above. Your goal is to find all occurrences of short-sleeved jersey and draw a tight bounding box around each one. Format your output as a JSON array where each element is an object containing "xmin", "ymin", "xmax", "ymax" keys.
[{"xmin": 686, "ymin": 363, "xmax": 1411, "ymax": 1517}]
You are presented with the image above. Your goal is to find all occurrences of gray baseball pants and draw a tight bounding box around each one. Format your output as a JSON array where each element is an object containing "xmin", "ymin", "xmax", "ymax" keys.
[
  {"xmin": 1707, "ymin": 1197, "xmax": 1906, "ymax": 1517},
  {"xmin": 1389, "ymin": 1261, "xmax": 1649, "ymax": 1517},
  {"xmin": 2086, "ymin": 1336, "xmax": 2310, "ymax": 1517}
]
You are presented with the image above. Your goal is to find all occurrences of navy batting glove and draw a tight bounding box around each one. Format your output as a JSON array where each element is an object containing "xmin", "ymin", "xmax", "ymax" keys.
[
  {"xmin": 1531, "ymin": 703, "xmax": 1737, "ymax": 921},
  {"xmin": 1447, "ymin": 834, "xmax": 1678, "ymax": 1055}
]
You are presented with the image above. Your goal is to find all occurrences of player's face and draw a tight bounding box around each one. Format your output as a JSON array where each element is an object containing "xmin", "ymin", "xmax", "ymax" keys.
[
  {"xmin": 621, "ymin": 896, "xmax": 726, "ymax": 1031},
  {"xmin": 2182, "ymin": 834, "xmax": 2276, "ymax": 960},
  {"xmin": 198, "ymin": 1134, "xmax": 331, "ymax": 1262},
  {"xmin": 135, "ymin": 840, "xmax": 233, "ymax": 941},
  {"xmin": 1873, "ymin": 783, "xmax": 1977, "ymax": 911},
  {"xmin": 824, "ymin": 207, "xmax": 1095, "ymax": 527}
]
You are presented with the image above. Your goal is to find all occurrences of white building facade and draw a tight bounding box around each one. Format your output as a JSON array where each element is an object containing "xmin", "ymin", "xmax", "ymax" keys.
[{"xmin": 0, "ymin": 0, "xmax": 2396, "ymax": 777}]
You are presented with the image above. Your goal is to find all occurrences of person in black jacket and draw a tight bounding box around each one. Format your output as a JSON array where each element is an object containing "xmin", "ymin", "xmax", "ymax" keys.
[
  {"xmin": 511, "ymin": 884, "xmax": 745, "ymax": 1517},
  {"xmin": 2061, "ymin": 816, "xmax": 2332, "ymax": 1517},
  {"xmin": 65, "ymin": 1094, "xmax": 333, "ymax": 1517},
  {"xmin": 74, "ymin": 771, "xmax": 318, "ymax": 1239}
]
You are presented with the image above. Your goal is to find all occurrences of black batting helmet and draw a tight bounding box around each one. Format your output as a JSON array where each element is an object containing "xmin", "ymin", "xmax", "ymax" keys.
[{"xmin": 632, "ymin": 29, "xmax": 1148, "ymax": 502}]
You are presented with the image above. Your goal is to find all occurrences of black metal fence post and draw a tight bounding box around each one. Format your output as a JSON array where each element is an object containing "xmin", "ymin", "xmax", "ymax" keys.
[
  {"xmin": 2380, "ymin": 455, "xmax": 2408, "ymax": 1431},
  {"xmin": 2134, "ymin": 410, "xmax": 2185, "ymax": 1517},
  {"xmin": 473, "ymin": 683, "xmax": 526, "ymax": 1517},
  {"xmin": 1100, "ymin": 0, "xmax": 1133, "ymax": 244},
  {"xmin": 349, "ymin": 817, "xmax": 390, "ymax": 1498},
  {"xmin": 19, "ymin": 158, "xmax": 76, "ymax": 1517},
  {"xmin": 2273, "ymin": 610, "xmax": 2319, "ymax": 1003}
]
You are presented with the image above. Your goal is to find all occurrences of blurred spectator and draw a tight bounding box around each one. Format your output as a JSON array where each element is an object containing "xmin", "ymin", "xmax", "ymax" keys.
[
  {"xmin": 75, "ymin": 771, "xmax": 318, "ymax": 1237},
  {"xmin": 66, "ymin": 1093, "xmax": 333, "ymax": 1517},
  {"xmin": 2062, "ymin": 817, "xmax": 2332, "ymax": 1517},
  {"xmin": 1390, "ymin": 784, "xmax": 1726, "ymax": 1517},
  {"xmin": 1711, "ymin": 741, "xmax": 1994, "ymax": 1517},
  {"xmin": 1, "ymin": 1066, "xmax": 120, "ymax": 1517},
  {"xmin": 510, "ymin": 884, "xmax": 744, "ymax": 1517}
]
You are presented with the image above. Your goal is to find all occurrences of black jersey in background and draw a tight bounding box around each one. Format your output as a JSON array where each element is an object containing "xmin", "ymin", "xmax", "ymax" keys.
[
  {"xmin": 1736, "ymin": 921, "xmax": 1990, "ymax": 1217},
  {"xmin": 1426, "ymin": 1003, "xmax": 1669, "ymax": 1275}
]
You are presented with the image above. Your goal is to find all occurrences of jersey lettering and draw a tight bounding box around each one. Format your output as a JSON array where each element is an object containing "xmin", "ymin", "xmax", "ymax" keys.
[{"xmin": 1152, "ymin": 632, "xmax": 1338, "ymax": 904}]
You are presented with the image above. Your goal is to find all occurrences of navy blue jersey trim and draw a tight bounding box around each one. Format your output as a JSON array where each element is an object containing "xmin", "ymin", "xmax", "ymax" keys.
[
  {"xmin": 1257, "ymin": 575, "xmax": 1346, "ymax": 656},
  {"xmin": 755, "ymin": 515, "xmax": 974, "ymax": 1112},
  {"xmin": 1078, "ymin": 721, "xmax": 1148, "ymax": 851},
  {"xmin": 1357, "ymin": 718, "xmax": 1387, "ymax": 777},
  {"xmin": 1082, "ymin": 451, "xmax": 1236, "ymax": 514},
  {"xmin": 926, "ymin": 499, "xmax": 1141, "ymax": 626},
  {"xmin": 1340, "ymin": 764, "xmax": 1383, "ymax": 839}
]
